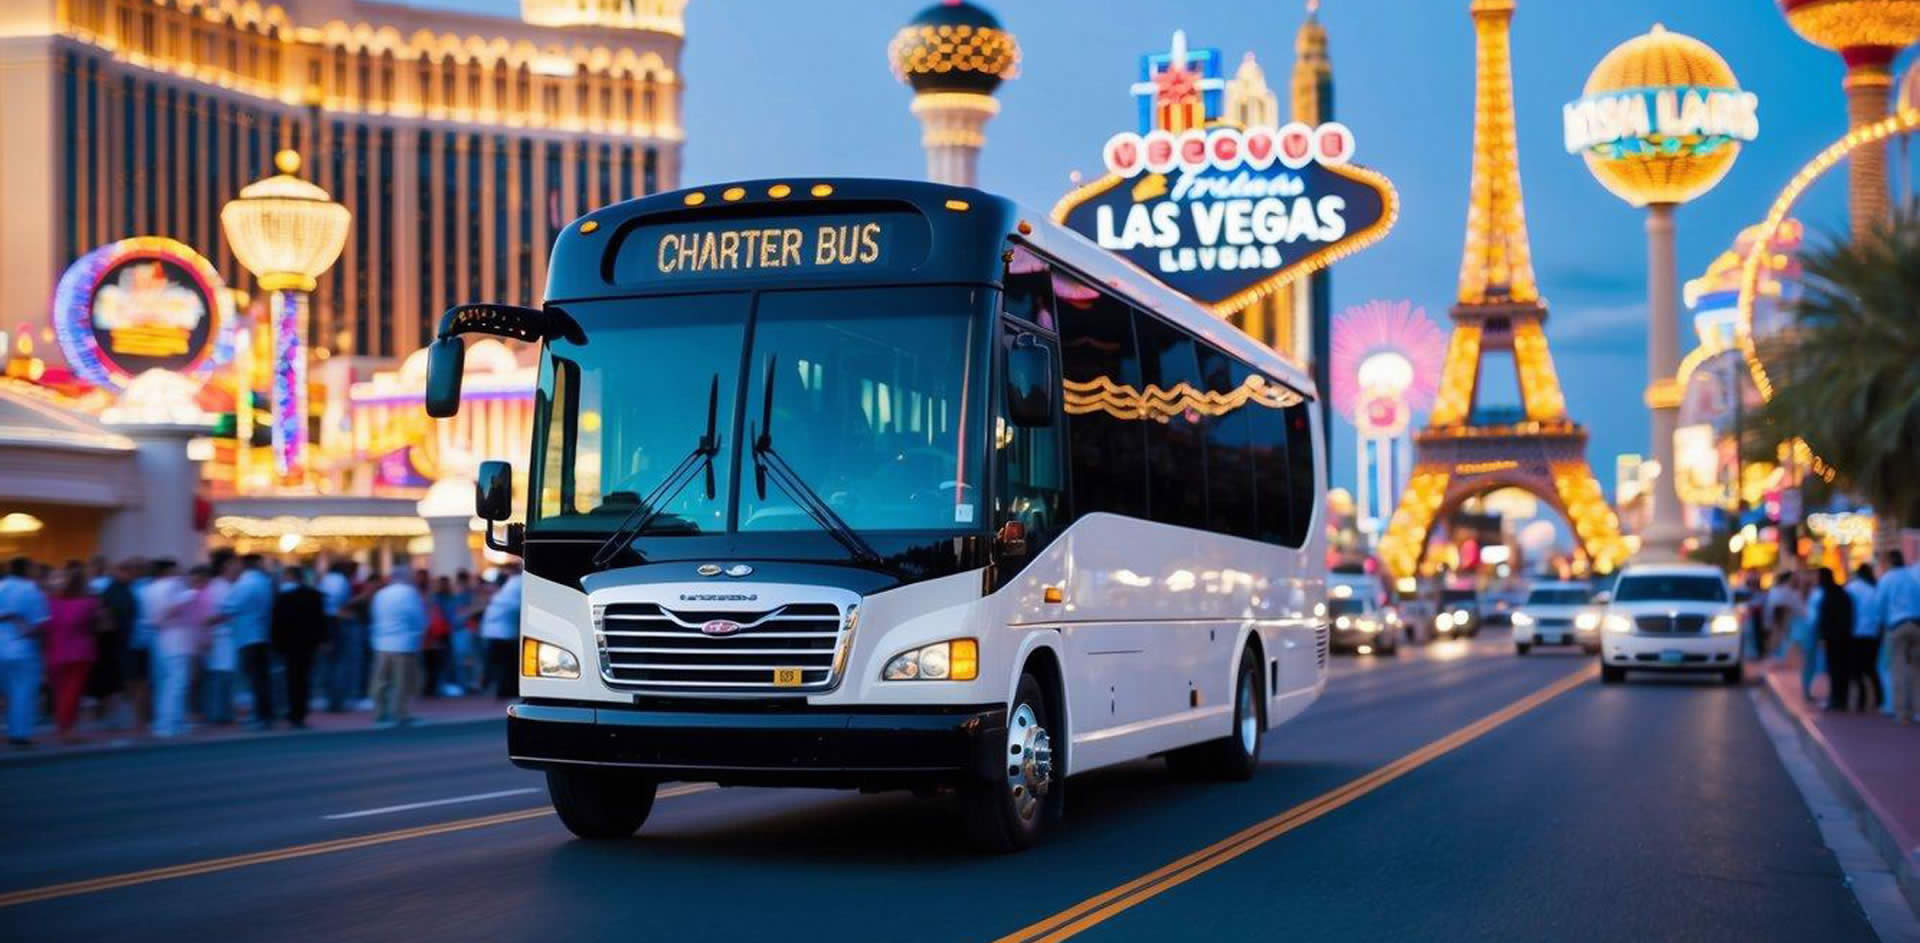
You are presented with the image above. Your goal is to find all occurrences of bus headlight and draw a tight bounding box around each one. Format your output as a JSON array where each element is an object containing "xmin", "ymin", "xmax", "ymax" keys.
[
  {"xmin": 883, "ymin": 638, "xmax": 979, "ymax": 681},
  {"xmin": 521, "ymin": 639, "xmax": 580, "ymax": 679},
  {"xmin": 1511, "ymin": 612, "xmax": 1534, "ymax": 628},
  {"xmin": 1710, "ymin": 613, "xmax": 1740, "ymax": 635},
  {"xmin": 1575, "ymin": 612, "xmax": 1601, "ymax": 632},
  {"xmin": 1603, "ymin": 614, "xmax": 1634, "ymax": 635}
]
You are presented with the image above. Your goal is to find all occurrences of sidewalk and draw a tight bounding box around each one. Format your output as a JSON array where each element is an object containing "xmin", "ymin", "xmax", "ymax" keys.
[
  {"xmin": 4, "ymin": 695, "xmax": 504, "ymax": 763},
  {"xmin": 1760, "ymin": 655, "xmax": 1920, "ymax": 914}
]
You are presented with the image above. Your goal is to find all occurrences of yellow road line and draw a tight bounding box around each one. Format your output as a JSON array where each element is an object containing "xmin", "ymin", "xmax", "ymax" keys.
[
  {"xmin": 993, "ymin": 663, "xmax": 1597, "ymax": 943},
  {"xmin": 0, "ymin": 782, "xmax": 716, "ymax": 909}
]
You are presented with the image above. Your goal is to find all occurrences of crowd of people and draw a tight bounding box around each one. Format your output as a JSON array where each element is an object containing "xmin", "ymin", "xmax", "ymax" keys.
[
  {"xmin": 0, "ymin": 551, "xmax": 525, "ymax": 748},
  {"xmin": 1751, "ymin": 550, "xmax": 1920, "ymax": 722}
]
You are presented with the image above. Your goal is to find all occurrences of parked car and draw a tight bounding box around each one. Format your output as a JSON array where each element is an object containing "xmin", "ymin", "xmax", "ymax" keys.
[{"xmin": 1595, "ymin": 564, "xmax": 1742, "ymax": 685}]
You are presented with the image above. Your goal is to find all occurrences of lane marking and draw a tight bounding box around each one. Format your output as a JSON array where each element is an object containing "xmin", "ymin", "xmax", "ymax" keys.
[
  {"xmin": 993, "ymin": 663, "xmax": 1596, "ymax": 943},
  {"xmin": 322, "ymin": 788, "xmax": 543, "ymax": 820},
  {"xmin": 0, "ymin": 782, "xmax": 716, "ymax": 909}
]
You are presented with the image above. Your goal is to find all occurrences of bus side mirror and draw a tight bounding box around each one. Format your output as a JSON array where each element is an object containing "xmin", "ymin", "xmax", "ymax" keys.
[
  {"xmin": 1006, "ymin": 340, "xmax": 1054, "ymax": 428},
  {"xmin": 476, "ymin": 460, "xmax": 513, "ymax": 522},
  {"xmin": 425, "ymin": 337, "xmax": 466, "ymax": 418}
]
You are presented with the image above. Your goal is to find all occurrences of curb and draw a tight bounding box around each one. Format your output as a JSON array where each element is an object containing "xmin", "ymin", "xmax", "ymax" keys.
[
  {"xmin": 0, "ymin": 712, "xmax": 503, "ymax": 768},
  {"xmin": 1759, "ymin": 676, "xmax": 1920, "ymax": 917}
]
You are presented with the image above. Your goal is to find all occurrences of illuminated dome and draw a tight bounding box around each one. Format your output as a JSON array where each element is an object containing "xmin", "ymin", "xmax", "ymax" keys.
[
  {"xmin": 1779, "ymin": 0, "xmax": 1920, "ymax": 57},
  {"xmin": 888, "ymin": 1, "xmax": 1020, "ymax": 96},
  {"xmin": 1576, "ymin": 25, "xmax": 1749, "ymax": 206}
]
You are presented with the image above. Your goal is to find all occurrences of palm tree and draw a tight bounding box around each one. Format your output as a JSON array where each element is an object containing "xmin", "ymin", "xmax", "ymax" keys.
[{"xmin": 1749, "ymin": 202, "xmax": 1920, "ymax": 539}]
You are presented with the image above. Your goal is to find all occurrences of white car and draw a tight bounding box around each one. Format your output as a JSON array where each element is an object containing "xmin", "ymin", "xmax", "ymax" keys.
[
  {"xmin": 1596, "ymin": 564, "xmax": 1743, "ymax": 685},
  {"xmin": 1511, "ymin": 582, "xmax": 1602, "ymax": 655}
]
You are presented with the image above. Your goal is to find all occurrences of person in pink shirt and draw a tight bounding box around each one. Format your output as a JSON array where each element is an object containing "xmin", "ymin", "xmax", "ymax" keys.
[{"xmin": 44, "ymin": 564, "xmax": 104, "ymax": 743}]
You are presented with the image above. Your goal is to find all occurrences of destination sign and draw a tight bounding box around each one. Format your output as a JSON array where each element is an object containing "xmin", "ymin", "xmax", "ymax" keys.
[{"xmin": 616, "ymin": 213, "xmax": 927, "ymax": 286}]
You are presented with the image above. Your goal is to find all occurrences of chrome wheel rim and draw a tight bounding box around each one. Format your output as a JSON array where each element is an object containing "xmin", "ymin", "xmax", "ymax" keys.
[
  {"xmin": 1237, "ymin": 673, "xmax": 1258, "ymax": 756},
  {"xmin": 1006, "ymin": 702, "xmax": 1053, "ymax": 823}
]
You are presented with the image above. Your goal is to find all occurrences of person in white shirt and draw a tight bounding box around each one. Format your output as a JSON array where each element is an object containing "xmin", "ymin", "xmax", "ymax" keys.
[
  {"xmin": 1877, "ymin": 551, "xmax": 1920, "ymax": 724},
  {"xmin": 1764, "ymin": 571, "xmax": 1806, "ymax": 660},
  {"xmin": 0, "ymin": 557, "xmax": 53, "ymax": 747},
  {"xmin": 146, "ymin": 561, "xmax": 207, "ymax": 738},
  {"xmin": 212, "ymin": 555, "xmax": 277, "ymax": 729},
  {"xmin": 480, "ymin": 563, "xmax": 523, "ymax": 700},
  {"xmin": 368, "ymin": 567, "xmax": 429, "ymax": 727},
  {"xmin": 1841, "ymin": 564, "xmax": 1883, "ymax": 712},
  {"xmin": 198, "ymin": 556, "xmax": 239, "ymax": 725}
]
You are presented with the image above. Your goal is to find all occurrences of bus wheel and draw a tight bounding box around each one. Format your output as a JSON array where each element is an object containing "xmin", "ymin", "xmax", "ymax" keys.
[
  {"xmin": 546, "ymin": 768, "xmax": 656, "ymax": 840},
  {"xmin": 1168, "ymin": 652, "xmax": 1262, "ymax": 782},
  {"xmin": 964, "ymin": 671, "xmax": 1057, "ymax": 853}
]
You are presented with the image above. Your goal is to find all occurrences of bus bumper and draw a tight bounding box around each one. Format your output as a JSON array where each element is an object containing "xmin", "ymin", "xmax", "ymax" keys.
[{"xmin": 507, "ymin": 700, "xmax": 1008, "ymax": 790}]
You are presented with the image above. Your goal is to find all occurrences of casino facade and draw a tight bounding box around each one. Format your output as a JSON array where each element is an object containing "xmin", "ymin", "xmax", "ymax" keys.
[{"xmin": 0, "ymin": 0, "xmax": 686, "ymax": 566}]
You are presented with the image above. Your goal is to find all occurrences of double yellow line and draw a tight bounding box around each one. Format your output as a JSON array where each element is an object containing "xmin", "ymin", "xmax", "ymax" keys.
[
  {"xmin": 0, "ymin": 783, "xmax": 713, "ymax": 909},
  {"xmin": 993, "ymin": 663, "xmax": 1597, "ymax": 943}
]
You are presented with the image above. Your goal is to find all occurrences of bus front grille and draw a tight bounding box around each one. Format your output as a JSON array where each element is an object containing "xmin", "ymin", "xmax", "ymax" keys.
[{"xmin": 595, "ymin": 601, "xmax": 849, "ymax": 693}]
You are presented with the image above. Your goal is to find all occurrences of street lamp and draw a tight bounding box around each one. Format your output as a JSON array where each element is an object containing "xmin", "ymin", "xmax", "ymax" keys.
[
  {"xmin": 220, "ymin": 150, "xmax": 350, "ymax": 483},
  {"xmin": 1563, "ymin": 25, "xmax": 1757, "ymax": 560},
  {"xmin": 1779, "ymin": 0, "xmax": 1920, "ymax": 238}
]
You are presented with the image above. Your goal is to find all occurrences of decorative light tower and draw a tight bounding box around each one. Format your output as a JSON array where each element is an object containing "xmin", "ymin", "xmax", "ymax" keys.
[
  {"xmin": 1779, "ymin": 0, "xmax": 1920, "ymax": 237},
  {"xmin": 1564, "ymin": 26, "xmax": 1758, "ymax": 559},
  {"xmin": 1330, "ymin": 300, "xmax": 1446, "ymax": 539},
  {"xmin": 220, "ymin": 150, "xmax": 350, "ymax": 484},
  {"xmin": 888, "ymin": 1, "xmax": 1020, "ymax": 187}
]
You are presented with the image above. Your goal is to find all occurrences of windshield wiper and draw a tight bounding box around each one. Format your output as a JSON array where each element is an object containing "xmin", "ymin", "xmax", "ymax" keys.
[
  {"xmin": 591, "ymin": 374, "xmax": 722, "ymax": 569},
  {"xmin": 749, "ymin": 354, "xmax": 886, "ymax": 568}
]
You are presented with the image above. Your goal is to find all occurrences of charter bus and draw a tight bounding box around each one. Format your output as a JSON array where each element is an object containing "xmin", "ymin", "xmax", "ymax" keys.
[{"xmin": 424, "ymin": 178, "xmax": 1328, "ymax": 851}]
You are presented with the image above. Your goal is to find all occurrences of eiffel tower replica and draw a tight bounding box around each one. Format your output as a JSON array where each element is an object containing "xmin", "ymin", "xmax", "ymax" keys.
[{"xmin": 1378, "ymin": 0, "xmax": 1629, "ymax": 580}]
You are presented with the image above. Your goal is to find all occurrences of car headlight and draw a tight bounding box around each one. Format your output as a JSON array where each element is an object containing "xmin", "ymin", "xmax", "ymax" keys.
[
  {"xmin": 883, "ymin": 638, "xmax": 979, "ymax": 681},
  {"xmin": 1603, "ymin": 613, "xmax": 1633, "ymax": 634},
  {"xmin": 1385, "ymin": 611, "xmax": 1400, "ymax": 625},
  {"xmin": 1360, "ymin": 619, "xmax": 1381, "ymax": 633},
  {"xmin": 1574, "ymin": 612, "xmax": 1601, "ymax": 632},
  {"xmin": 1436, "ymin": 613, "xmax": 1455, "ymax": 630},
  {"xmin": 1511, "ymin": 612, "xmax": 1534, "ymax": 627},
  {"xmin": 1710, "ymin": 613, "xmax": 1740, "ymax": 635},
  {"xmin": 1453, "ymin": 609, "xmax": 1471, "ymax": 622},
  {"xmin": 521, "ymin": 638, "xmax": 580, "ymax": 679},
  {"xmin": 1336, "ymin": 616, "xmax": 1352, "ymax": 629}
]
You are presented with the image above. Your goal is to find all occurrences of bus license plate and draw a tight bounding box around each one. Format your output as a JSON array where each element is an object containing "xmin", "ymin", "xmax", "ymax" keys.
[{"xmin": 773, "ymin": 667, "xmax": 804, "ymax": 687}]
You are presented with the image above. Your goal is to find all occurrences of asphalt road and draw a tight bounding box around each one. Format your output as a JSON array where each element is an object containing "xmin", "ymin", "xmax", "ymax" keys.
[{"xmin": 0, "ymin": 639, "xmax": 1877, "ymax": 942}]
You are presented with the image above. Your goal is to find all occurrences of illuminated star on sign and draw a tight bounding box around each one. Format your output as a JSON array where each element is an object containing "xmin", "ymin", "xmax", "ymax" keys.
[{"xmin": 1130, "ymin": 30, "xmax": 1224, "ymax": 134}]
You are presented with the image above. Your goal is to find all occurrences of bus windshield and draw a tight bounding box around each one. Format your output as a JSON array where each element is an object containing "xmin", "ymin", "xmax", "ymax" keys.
[{"xmin": 529, "ymin": 285, "xmax": 991, "ymax": 539}]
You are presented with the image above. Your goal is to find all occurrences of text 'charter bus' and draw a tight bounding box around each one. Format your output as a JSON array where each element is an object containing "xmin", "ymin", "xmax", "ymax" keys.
[{"xmin": 424, "ymin": 178, "xmax": 1329, "ymax": 851}]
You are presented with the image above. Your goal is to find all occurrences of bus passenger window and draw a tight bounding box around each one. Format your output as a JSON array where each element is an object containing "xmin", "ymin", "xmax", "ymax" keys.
[
  {"xmin": 997, "ymin": 325, "xmax": 1064, "ymax": 558},
  {"xmin": 1055, "ymin": 274, "xmax": 1147, "ymax": 519},
  {"xmin": 1283, "ymin": 401, "xmax": 1318, "ymax": 547},
  {"xmin": 1002, "ymin": 245, "xmax": 1055, "ymax": 331},
  {"xmin": 1197, "ymin": 347, "xmax": 1258, "ymax": 539},
  {"xmin": 1250, "ymin": 391, "xmax": 1293, "ymax": 546},
  {"xmin": 1134, "ymin": 313, "xmax": 1207, "ymax": 529}
]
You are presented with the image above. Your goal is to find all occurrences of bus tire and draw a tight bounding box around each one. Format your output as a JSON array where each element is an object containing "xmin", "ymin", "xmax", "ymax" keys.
[
  {"xmin": 964, "ymin": 671, "xmax": 1058, "ymax": 853},
  {"xmin": 1168, "ymin": 651, "xmax": 1263, "ymax": 782},
  {"xmin": 546, "ymin": 768, "xmax": 656, "ymax": 840}
]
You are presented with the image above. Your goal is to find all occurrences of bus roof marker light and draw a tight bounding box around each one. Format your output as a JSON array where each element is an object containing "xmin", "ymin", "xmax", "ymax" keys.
[
  {"xmin": 945, "ymin": 199, "xmax": 971, "ymax": 211},
  {"xmin": 578, "ymin": 220, "xmax": 599, "ymax": 234},
  {"xmin": 1017, "ymin": 220, "xmax": 1033, "ymax": 235},
  {"xmin": 768, "ymin": 184, "xmax": 792, "ymax": 199},
  {"xmin": 722, "ymin": 187, "xmax": 746, "ymax": 202},
  {"xmin": 811, "ymin": 183, "xmax": 834, "ymax": 198},
  {"xmin": 683, "ymin": 192, "xmax": 706, "ymax": 206}
]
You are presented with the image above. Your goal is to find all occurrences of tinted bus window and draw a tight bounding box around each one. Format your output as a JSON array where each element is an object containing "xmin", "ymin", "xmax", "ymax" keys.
[
  {"xmin": 1134, "ymin": 313, "xmax": 1207, "ymax": 529},
  {"xmin": 1198, "ymin": 346, "xmax": 1257, "ymax": 538},
  {"xmin": 1056, "ymin": 273, "xmax": 1147, "ymax": 519},
  {"xmin": 1002, "ymin": 245, "xmax": 1055, "ymax": 330},
  {"xmin": 1250, "ymin": 393, "xmax": 1292, "ymax": 544},
  {"xmin": 1283, "ymin": 400, "xmax": 1317, "ymax": 547}
]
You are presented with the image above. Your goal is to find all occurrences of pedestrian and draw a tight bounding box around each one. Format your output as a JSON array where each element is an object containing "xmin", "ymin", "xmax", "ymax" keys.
[
  {"xmin": 146, "ymin": 561, "xmax": 204, "ymax": 738},
  {"xmin": 214, "ymin": 554, "xmax": 276, "ymax": 729},
  {"xmin": 318, "ymin": 560, "xmax": 355, "ymax": 712},
  {"xmin": 368, "ymin": 567, "xmax": 428, "ymax": 727},
  {"xmin": 1876, "ymin": 551, "xmax": 1920, "ymax": 725},
  {"xmin": 480, "ymin": 562, "xmax": 523, "ymax": 699},
  {"xmin": 44, "ymin": 563, "xmax": 104, "ymax": 744},
  {"xmin": 431, "ymin": 575, "xmax": 464, "ymax": 696},
  {"xmin": 97, "ymin": 559, "xmax": 146, "ymax": 733},
  {"xmin": 271, "ymin": 566, "xmax": 328, "ymax": 730},
  {"xmin": 1846, "ymin": 563, "xmax": 1884, "ymax": 712},
  {"xmin": 418, "ymin": 570, "xmax": 448, "ymax": 699},
  {"xmin": 1814, "ymin": 568, "xmax": 1856, "ymax": 711},
  {"xmin": 198, "ymin": 555, "xmax": 238, "ymax": 725},
  {"xmin": 1765, "ymin": 569, "xmax": 1805, "ymax": 661},
  {"xmin": 451, "ymin": 570, "xmax": 477, "ymax": 692},
  {"xmin": 0, "ymin": 556, "xmax": 52, "ymax": 747}
]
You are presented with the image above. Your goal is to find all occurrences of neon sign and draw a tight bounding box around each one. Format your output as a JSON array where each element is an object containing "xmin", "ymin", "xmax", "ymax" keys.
[
  {"xmin": 52, "ymin": 237, "xmax": 235, "ymax": 392},
  {"xmin": 1055, "ymin": 31, "xmax": 1395, "ymax": 315},
  {"xmin": 1562, "ymin": 86, "xmax": 1758, "ymax": 158}
]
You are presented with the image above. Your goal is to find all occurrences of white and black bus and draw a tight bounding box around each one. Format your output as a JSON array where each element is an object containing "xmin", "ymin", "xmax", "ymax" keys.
[{"xmin": 425, "ymin": 178, "xmax": 1328, "ymax": 851}]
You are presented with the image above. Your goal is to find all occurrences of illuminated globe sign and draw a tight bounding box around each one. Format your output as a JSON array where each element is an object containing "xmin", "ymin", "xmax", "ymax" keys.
[
  {"xmin": 52, "ymin": 236, "xmax": 236, "ymax": 393},
  {"xmin": 1055, "ymin": 32, "xmax": 1395, "ymax": 314}
]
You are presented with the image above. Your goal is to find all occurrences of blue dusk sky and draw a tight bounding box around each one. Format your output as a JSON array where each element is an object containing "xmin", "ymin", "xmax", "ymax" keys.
[{"xmin": 423, "ymin": 0, "xmax": 1901, "ymax": 506}]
